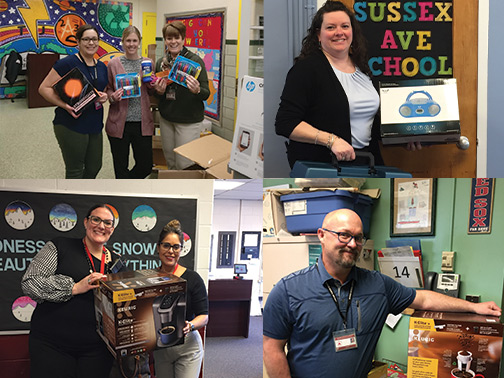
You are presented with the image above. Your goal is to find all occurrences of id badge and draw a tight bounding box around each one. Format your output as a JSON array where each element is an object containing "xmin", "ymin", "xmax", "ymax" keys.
[
  {"xmin": 95, "ymin": 101, "xmax": 102, "ymax": 110},
  {"xmin": 333, "ymin": 328, "xmax": 358, "ymax": 352},
  {"xmin": 166, "ymin": 86, "xmax": 176, "ymax": 100}
]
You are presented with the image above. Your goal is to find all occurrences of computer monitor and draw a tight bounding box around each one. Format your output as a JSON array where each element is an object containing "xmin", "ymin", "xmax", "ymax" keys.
[{"xmin": 234, "ymin": 263, "xmax": 247, "ymax": 277}]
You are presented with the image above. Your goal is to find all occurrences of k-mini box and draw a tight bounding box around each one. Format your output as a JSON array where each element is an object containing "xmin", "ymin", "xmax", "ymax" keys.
[
  {"xmin": 94, "ymin": 269, "xmax": 186, "ymax": 359},
  {"xmin": 408, "ymin": 311, "xmax": 502, "ymax": 378}
]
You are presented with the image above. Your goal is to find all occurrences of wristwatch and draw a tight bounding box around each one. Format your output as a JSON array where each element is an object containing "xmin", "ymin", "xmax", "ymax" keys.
[{"xmin": 189, "ymin": 321, "xmax": 195, "ymax": 332}]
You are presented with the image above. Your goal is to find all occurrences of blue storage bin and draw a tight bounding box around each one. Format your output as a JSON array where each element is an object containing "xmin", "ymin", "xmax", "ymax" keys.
[{"xmin": 280, "ymin": 190, "xmax": 373, "ymax": 236}]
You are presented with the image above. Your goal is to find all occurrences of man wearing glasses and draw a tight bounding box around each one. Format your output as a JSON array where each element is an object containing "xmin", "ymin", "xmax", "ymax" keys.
[{"xmin": 263, "ymin": 209, "xmax": 501, "ymax": 378}]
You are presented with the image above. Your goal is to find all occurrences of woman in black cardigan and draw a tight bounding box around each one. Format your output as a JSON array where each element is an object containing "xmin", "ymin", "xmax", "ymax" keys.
[{"xmin": 275, "ymin": 1, "xmax": 419, "ymax": 169}]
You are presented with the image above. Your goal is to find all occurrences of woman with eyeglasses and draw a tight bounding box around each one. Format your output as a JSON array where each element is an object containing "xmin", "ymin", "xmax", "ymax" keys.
[
  {"xmin": 22, "ymin": 204, "xmax": 123, "ymax": 378},
  {"xmin": 39, "ymin": 24, "xmax": 109, "ymax": 179},
  {"xmin": 154, "ymin": 220, "xmax": 209, "ymax": 377}
]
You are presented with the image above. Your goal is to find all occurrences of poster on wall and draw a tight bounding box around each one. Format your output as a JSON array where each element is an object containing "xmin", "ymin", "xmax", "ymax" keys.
[
  {"xmin": 0, "ymin": 0, "xmax": 132, "ymax": 99},
  {"xmin": 165, "ymin": 11, "xmax": 224, "ymax": 121},
  {"xmin": 354, "ymin": 1, "xmax": 453, "ymax": 81},
  {"xmin": 0, "ymin": 190, "xmax": 197, "ymax": 332},
  {"xmin": 468, "ymin": 178, "xmax": 495, "ymax": 234}
]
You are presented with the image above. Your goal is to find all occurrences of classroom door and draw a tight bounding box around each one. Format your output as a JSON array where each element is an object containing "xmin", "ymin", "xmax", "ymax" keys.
[
  {"xmin": 142, "ymin": 12, "xmax": 156, "ymax": 58},
  {"xmin": 342, "ymin": 0, "xmax": 478, "ymax": 177}
]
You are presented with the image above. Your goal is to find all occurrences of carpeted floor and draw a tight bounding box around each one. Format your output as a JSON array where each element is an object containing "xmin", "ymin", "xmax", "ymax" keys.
[{"xmin": 203, "ymin": 316, "xmax": 263, "ymax": 378}]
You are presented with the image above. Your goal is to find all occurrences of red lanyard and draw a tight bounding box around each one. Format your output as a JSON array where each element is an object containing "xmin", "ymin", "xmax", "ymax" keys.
[{"xmin": 83, "ymin": 239, "xmax": 106, "ymax": 274}]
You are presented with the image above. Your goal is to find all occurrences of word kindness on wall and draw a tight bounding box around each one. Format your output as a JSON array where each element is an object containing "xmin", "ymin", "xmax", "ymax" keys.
[{"xmin": 355, "ymin": 1, "xmax": 453, "ymax": 80}]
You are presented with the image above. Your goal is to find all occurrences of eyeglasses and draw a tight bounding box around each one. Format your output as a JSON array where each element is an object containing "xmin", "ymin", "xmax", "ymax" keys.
[
  {"xmin": 159, "ymin": 242, "xmax": 182, "ymax": 253},
  {"xmin": 321, "ymin": 228, "xmax": 366, "ymax": 246},
  {"xmin": 81, "ymin": 37, "xmax": 99, "ymax": 44},
  {"xmin": 88, "ymin": 215, "xmax": 114, "ymax": 228}
]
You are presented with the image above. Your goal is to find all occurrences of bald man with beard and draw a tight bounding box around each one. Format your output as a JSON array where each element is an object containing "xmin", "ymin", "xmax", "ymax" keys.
[{"xmin": 263, "ymin": 209, "xmax": 501, "ymax": 378}]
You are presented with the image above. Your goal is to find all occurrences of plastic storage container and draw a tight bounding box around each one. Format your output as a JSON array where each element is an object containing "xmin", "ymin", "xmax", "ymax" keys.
[{"xmin": 280, "ymin": 190, "xmax": 373, "ymax": 236}]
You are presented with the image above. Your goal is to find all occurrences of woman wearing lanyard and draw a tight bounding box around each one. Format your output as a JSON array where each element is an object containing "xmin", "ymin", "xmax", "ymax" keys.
[
  {"xmin": 22, "ymin": 204, "xmax": 122, "ymax": 378},
  {"xmin": 39, "ymin": 24, "xmax": 108, "ymax": 179}
]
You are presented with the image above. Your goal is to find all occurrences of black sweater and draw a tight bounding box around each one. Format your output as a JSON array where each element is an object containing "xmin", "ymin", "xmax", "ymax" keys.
[{"xmin": 275, "ymin": 49, "xmax": 383, "ymax": 168}]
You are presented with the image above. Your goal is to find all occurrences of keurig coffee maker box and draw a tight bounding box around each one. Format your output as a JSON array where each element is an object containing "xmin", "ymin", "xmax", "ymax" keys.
[
  {"xmin": 408, "ymin": 311, "xmax": 503, "ymax": 378},
  {"xmin": 94, "ymin": 269, "xmax": 186, "ymax": 358}
]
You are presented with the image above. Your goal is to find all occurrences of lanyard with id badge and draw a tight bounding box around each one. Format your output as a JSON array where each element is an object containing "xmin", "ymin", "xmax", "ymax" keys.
[{"xmin": 325, "ymin": 280, "xmax": 358, "ymax": 352}]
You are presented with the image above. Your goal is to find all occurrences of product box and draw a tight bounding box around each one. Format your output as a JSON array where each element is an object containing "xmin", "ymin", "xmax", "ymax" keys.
[
  {"xmin": 115, "ymin": 73, "xmax": 141, "ymax": 98},
  {"xmin": 168, "ymin": 55, "xmax": 201, "ymax": 88},
  {"xmin": 407, "ymin": 311, "xmax": 503, "ymax": 378},
  {"xmin": 173, "ymin": 134, "xmax": 233, "ymax": 179},
  {"xmin": 279, "ymin": 190, "xmax": 376, "ymax": 236},
  {"xmin": 368, "ymin": 361, "xmax": 388, "ymax": 378},
  {"xmin": 380, "ymin": 79, "xmax": 461, "ymax": 145},
  {"xmin": 52, "ymin": 67, "xmax": 98, "ymax": 114},
  {"xmin": 94, "ymin": 269, "xmax": 187, "ymax": 359}
]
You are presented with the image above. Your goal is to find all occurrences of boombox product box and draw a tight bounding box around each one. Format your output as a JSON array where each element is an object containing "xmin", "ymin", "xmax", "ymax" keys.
[
  {"xmin": 94, "ymin": 269, "xmax": 187, "ymax": 359},
  {"xmin": 407, "ymin": 311, "xmax": 503, "ymax": 378},
  {"xmin": 380, "ymin": 78, "xmax": 461, "ymax": 145}
]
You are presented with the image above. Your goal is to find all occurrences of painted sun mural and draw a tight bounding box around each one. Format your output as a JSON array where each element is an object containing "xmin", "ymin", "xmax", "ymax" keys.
[{"xmin": 0, "ymin": 0, "xmax": 132, "ymax": 98}]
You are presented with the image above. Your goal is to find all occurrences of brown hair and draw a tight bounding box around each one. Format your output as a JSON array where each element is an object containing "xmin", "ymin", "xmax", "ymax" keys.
[
  {"xmin": 297, "ymin": 1, "xmax": 371, "ymax": 76},
  {"xmin": 122, "ymin": 25, "xmax": 142, "ymax": 42},
  {"xmin": 157, "ymin": 219, "xmax": 184, "ymax": 246},
  {"xmin": 162, "ymin": 21, "xmax": 186, "ymax": 40},
  {"xmin": 85, "ymin": 204, "xmax": 115, "ymax": 226},
  {"xmin": 75, "ymin": 24, "xmax": 99, "ymax": 41}
]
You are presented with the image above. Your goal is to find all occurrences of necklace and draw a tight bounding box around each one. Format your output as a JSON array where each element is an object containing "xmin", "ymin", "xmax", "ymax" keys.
[{"xmin": 83, "ymin": 238, "xmax": 106, "ymax": 274}]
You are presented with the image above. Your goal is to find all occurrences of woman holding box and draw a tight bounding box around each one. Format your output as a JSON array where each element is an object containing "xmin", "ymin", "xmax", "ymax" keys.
[
  {"xmin": 154, "ymin": 21, "xmax": 210, "ymax": 170},
  {"xmin": 275, "ymin": 1, "xmax": 421, "ymax": 169},
  {"xmin": 38, "ymin": 24, "xmax": 108, "ymax": 179},
  {"xmin": 153, "ymin": 220, "xmax": 209, "ymax": 377},
  {"xmin": 21, "ymin": 204, "xmax": 123, "ymax": 378},
  {"xmin": 105, "ymin": 26, "xmax": 155, "ymax": 179}
]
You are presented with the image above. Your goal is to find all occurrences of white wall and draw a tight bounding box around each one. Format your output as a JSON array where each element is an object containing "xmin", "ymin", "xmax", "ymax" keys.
[
  {"xmin": 210, "ymin": 199, "xmax": 263, "ymax": 315},
  {"xmin": 0, "ymin": 179, "xmax": 214, "ymax": 284}
]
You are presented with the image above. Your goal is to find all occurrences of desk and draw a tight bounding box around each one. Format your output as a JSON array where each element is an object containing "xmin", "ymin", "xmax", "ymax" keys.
[{"xmin": 207, "ymin": 279, "xmax": 252, "ymax": 338}]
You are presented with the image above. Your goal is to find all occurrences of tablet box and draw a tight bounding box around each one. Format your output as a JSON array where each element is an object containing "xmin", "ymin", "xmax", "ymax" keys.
[
  {"xmin": 94, "ymin": 269, "xmax": 186, "ymax": 359},
  {"xmin": 263, "ymin": 191, "xmax": 289, "ymax": 237},
  {"xmin": 408, "ymin": 311, "xmax": 503, "ymax": 378},
  {"xmin": 380, "ymin": 78, "xmax": 461, "ymax": 145},
  {"xmin": 279, "ymin": 190, "xmax": 374, "ymax": 236}
]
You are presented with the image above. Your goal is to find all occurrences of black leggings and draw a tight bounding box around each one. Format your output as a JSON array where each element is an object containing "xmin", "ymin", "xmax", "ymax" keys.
[{"xmin": 29, "ymin": 334, "xmax": 114, "ymax": 378}]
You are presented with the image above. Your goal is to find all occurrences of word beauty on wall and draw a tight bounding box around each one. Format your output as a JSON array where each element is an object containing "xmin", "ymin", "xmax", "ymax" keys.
[
  {"xmin": 468, "ymin": 178, "xmax": 495, "ymax": 234},
  {"xmin": 355, "ymin": 1, "xmax": 453, "ymax": 80}
]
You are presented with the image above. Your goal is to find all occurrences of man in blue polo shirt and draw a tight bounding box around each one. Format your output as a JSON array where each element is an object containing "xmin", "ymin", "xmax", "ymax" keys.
[{"xmin": 263, "ymin": 209, "xmax": 501, "ymax": 378}]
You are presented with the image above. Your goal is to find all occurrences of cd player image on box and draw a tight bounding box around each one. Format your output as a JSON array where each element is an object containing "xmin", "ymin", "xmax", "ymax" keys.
[{"xmin": 398, "ymin": 90, "xmax": 441, "ymax": 118}]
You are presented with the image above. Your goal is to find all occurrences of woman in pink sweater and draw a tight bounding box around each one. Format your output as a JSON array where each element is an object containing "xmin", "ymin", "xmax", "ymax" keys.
[{"xmin": 105, "ymin": 26, "xmax": 155, "ymax": 179}]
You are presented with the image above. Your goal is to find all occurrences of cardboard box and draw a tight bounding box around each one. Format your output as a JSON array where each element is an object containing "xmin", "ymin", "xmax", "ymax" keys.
[
  {"xmin": 380, "ymin": 79, "xmax": 461, "ymax": 145},
  {"xmin": 157, "ymin": 169, "xmax": 216, "ymax": 179},
  {"xmin": 408, "ymin": 311, "xmax": 503, "ymax": 378},
  {"xmin": 368, "ymin": 361, "xmax": 387, "ymax": 378},
  {"xmin": 174, "ymin": 134, "xmax": 233, "ymax": 179},
  {"xmin": 94, "ymin": 269, "xmax": 186, "ymax": 358},
  {"xmin": 263, "ymin": 191, "xmax": 289, "ymax": 237}
]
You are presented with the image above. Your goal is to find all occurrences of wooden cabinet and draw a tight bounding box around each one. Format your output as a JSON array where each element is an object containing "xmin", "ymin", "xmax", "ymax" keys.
[
  {"xmin": 27, "ymin": 53, "xmax": 59, "ymax": 108},
  {"xmin": 207, "ymin": 279, "xmax": 253, "ymax": 338}
]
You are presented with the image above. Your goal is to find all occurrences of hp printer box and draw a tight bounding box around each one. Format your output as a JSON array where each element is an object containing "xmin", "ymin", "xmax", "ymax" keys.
[
  {"xmin": 380, "ymin": 78, "xmax": 461, "ymax": 145},
  {"xmin": 408, "ymin": 311, "xmax": 503, "ymax": 378},
  {"xmin": 94, "ymin": 269, "xmax": 186, "ymax": 358}
]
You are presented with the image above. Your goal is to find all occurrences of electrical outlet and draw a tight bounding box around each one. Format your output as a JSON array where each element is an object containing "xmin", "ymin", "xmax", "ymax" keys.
[{"xmin": 441, "ymin": 251, "xmax": 455, "ymax": 272}]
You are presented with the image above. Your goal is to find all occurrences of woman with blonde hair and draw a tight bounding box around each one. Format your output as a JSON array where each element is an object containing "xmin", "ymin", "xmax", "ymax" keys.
[{"xmin": 105, "ymin": 25, "xmax": 155, "ymax": 179}]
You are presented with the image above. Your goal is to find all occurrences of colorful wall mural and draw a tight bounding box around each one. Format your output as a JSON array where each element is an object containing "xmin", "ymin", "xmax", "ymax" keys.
[{"xmin": 0, "ymin": 0, "xmax": 132, "ymax": 99}]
